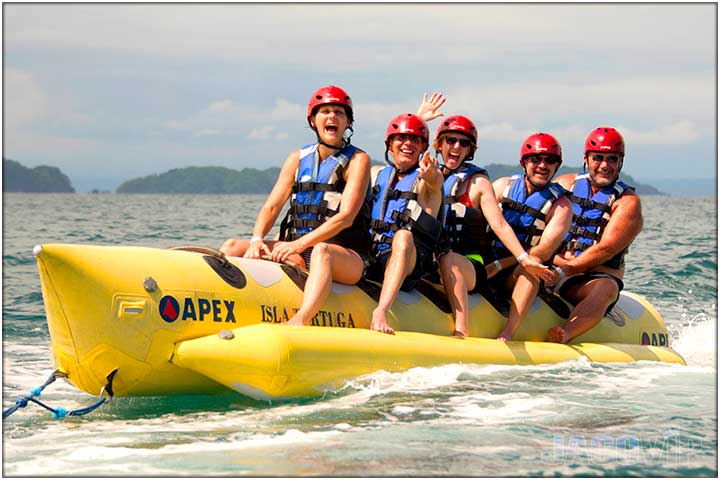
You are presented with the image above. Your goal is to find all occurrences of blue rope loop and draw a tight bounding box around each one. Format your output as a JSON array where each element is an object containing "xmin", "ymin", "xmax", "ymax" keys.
[{"xmin": 3, "ymin": 370, "xmax": 113, "ymax": 420}]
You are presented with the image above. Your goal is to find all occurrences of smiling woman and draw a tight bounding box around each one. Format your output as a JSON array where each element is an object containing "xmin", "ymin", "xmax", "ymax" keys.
[{"xmin": 219, "ymin": 85, "xmax": 372, "ymax": 327}]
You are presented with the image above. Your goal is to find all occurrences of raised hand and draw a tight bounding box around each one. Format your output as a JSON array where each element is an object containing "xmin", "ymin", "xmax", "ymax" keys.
[
  {"xmin": 419, "ymin": 151, "xmax": 443, "ymax": 190},
  {"xmin": 416, "ymin": 92, "xmax": 446, "ymax": 122}
]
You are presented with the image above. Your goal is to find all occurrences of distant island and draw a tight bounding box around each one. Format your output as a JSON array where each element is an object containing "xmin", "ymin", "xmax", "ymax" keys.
[
  {"xmin": 2, "ymin": 158, "xmax": 664, "ymax": 195},
  {"xmin": 116, "ymin": 166, "xmax": 282, "ymax": 194},
  {"xmin": 483, "ymin": 164, "xmax": 663, "ymax": 195},
  {"xmin": 117, "ymin": 164, "xmax": 664, "ymax": 195},
  {"xmin": 3, "ymin": 158, "xmax": 75, "ymax": 193}
]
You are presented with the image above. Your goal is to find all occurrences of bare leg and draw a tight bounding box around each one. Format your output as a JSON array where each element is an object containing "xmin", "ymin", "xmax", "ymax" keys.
[
  {"xmin": 286, "ymin": 243, "xmax": 364, "ymax": 326},
  {"xmin": 498, "ymin": 268, "xmax": 540, "ymax": 341},
  {"xmin": 220, "ymin": 238, "xmax": 251, "ymax": 256},
  {"xmin": 371, "ymin": 230, "xmax": 417, "ymax": 335},
  {"xmin": 547, "ymin": 277, "xmax": 619, "ymax": 343},
  {"xmin": 439, "ymin": 252, "xmax": 476, "ymax": 338}
]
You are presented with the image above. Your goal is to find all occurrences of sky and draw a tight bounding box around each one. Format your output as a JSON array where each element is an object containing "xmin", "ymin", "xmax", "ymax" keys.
[{"xmin": 3, "ymin": 3, "xmax": 717, "ymax": 193}]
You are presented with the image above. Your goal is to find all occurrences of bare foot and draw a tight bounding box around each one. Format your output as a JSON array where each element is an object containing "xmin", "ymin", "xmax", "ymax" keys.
[
  {"xmin": 370, "ymin": 309, "xmax": 395, "ymax": 335},
  {"xmin": 452, "ymin": 330, "xmax": 467, "ymax": 339},
  {"xmin": 285, "ymin": 315, "xmax": 307, "ymax": 326},
  {"xmin": 497, "ymin": 329, "xmax": 512, "ymax": 342},
  {"xmin": 547, "ymin": 326, "xmax": 566, "ymax": 343}
]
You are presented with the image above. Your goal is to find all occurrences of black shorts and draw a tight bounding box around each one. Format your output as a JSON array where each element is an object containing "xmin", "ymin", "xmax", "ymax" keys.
[
  {"xmin": 365, "ymin": 245, "xmax": 436, "ymax": 292},
  {"xmin": 466, "ymin": 256, "xmax": 491, "ymax": 295},
  {"xmin": 555, "ymin": 272, "xmax": 625, "ymax": 315}
]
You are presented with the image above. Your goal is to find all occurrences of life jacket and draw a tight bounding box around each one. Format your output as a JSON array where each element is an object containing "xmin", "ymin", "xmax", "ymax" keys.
[
  {"xmin": 491, "ymin": 174, "xmax": 567, "ymax": 254},
  {"xmin": 279, "ymin": 143, "xmax": 369, "ymax": 247},
  {"xmin": 369, "ymin": 165, "xmax": 444, "ymax": 256},
  {"xmin": 562, "ymin": 173, "xmax": 634, "ymax": 269},
  {"xmin": 439, "ymin": 163, "xmax": 490, "ymax": 255}
]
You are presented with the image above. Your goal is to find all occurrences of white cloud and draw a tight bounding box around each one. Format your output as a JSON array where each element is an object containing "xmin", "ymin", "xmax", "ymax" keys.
[
  {"xmin": 4, "ymin": 4, "xmax": 713, "ymax": 68},
  {"xmin": 3, "ymin": 68, "xmax": 48, "ymax": 129},
  {"xmin": 620, "ymin": 121, "xmax": 701, "ymax": 145},
  {"xmin": 207, "ymin": 99, "xmax": 235, "ymax": 113},
  {"xmin": 248, "ymin": 126, "xmax": 276, "ymax": 140},
  {"xmin": 193, "ymin": 128, "xmax": 222, "ymax": 137},
  {"xmin": 163, "ymin": 98, "xmax": 304, "ymax": 140},
  {"xmin": 476, "ymin": 123, "xmax": 528, "ymax": 142}
]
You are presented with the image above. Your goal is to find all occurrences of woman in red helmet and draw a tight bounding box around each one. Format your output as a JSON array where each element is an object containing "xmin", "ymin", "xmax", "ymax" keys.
[
  {"xmin": 548, "ymin": 127, "xmax": 643, "ymax": 343},
  {"xmin": 220, "ymin": 85, "xmax": 371, "ymax": 327},
  {"xmin": 416, "ymin": 96, "xmax": 555, "ymax": 338},
  {"xmin": 365, "ymin": 113, "xmax": 444, "ymax": 334}
]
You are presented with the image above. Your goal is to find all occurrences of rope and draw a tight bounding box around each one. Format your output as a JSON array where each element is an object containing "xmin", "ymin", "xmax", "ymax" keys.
[{"xmin": 3, "ymin": 369, "xmax": 116, "ymax": 420}]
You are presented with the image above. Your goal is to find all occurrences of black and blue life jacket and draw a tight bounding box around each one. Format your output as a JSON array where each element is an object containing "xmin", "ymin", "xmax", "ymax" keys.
[
  {"xmin": 280, "ymin": 143, "xmax": 370, "ymax": 251},
  {"xmin": 562, "ymin": 173, "xmax": 634, "ymax": 268},
  {"xmin": 439, "ymin": 163, "xmax": 489, "ymax": 255},
  {"xmin": 369, "ymin": 165, "xmax": 444, "ymax": 256},
  {"xmin": 491, "ymin": 173, "xmax": 567, "ymax": 255}
]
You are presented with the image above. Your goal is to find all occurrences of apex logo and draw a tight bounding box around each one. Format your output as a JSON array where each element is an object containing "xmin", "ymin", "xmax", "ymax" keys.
[{"xmin": 159, "ymin": 295, "xmax": 236, "ymax": 324}]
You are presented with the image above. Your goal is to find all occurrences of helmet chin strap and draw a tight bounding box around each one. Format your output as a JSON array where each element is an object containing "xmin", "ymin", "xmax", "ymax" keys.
[
  {"xmin": 314, "ymin": 125, "xmax": 353, "ymax": 151},
  {"xmin": 436, "ymin": 150, "xmax": 475, "ymax": 174},
  {"xmin": 385, "ymin": 150, "xmax": 417, "ymax": 175},
  {"xmin": 438, "ymin": 154, "xmax": 464, "ymax": 174}
]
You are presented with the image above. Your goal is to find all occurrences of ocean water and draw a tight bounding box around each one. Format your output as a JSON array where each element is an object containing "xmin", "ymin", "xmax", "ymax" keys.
[{"xmin": 2, "ymin": 193, "xmax": 717, "ymax": 477}]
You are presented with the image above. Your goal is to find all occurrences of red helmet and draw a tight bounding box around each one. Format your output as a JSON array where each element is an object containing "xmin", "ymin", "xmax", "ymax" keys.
[
  {"xmin": 435, "ymin": 115, "xmax": 478, "ymax": 144},
  {"xmin": 520, "ymin": 132, "xmax": 562, "ymax": 166},
  {"xmin": 385, "ymin": 113, "xmax": 429, "ymax": 146},
  {"xmin": 584, "ymin": 127, "xmax": 625, "ymax": 156},
  {"xmin": 306, "ymin": 85, "xmax": 353, "ymax": 125}
]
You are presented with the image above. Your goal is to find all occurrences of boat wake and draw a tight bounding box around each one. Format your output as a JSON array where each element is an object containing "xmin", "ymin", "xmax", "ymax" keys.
[{"xmin": 669, "ymin": 314, "xmax": 716, "ymax": 368}]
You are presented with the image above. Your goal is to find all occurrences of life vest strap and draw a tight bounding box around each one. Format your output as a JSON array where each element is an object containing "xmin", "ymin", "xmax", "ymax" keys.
[
  {"xmin": 293, "ymin": 181, "xmax": 336, "ymax": 193},
  {"xmin": 500, "ymin": 198, "xmax": 545, "ymax": 220},
  {"xmin": 569, "ymin": 225, "xmax": 602, "ymax": 241},
  {"xmin": 569, "ymin": 194, "xmax": 611, "ymax": 213},
  {"xmin": 512, "ymin": 225, "xmax": 544, "ymax": 237},
  {"xmin": 370, "ymin": 218, "xmax": 400, "ymax": 232},
  {"xmin": 572, "ymin": 215, "xmax": 607, "ymax": 228},
  {"xmin": 389, "ymin": 190, "xmax": 418, "ymax": 201},
  {"xmin": 291, "ymin": 203, "xmax": 328, "ymax": 215},
  {"xmin": 289, "ymin": 218, "xmax": 324, "ymax": 229},
  {"xmin": 565, "ymin": 239, "xmax": 591, "ymax": 252}
]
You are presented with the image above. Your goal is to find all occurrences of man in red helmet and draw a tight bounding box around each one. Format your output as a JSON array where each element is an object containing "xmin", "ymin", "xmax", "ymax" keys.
[
  {"xmin": 365, "ymin": 113, "xmax": 444, "ymax": 334},
  {"xmin": 485, "ymin": 133, "xmax": 573, "ymax": 341},
  {"xmin": 547, "ymin": 127, "xmax": 643, "ymax": 343}
]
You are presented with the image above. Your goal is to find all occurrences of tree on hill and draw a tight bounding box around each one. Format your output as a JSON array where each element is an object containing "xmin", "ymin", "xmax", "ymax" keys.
[
  {"xmin": 116, "ymin": 166, "xmax": 281, "ymax": 194},
  {"xmin": 3, "ymin": 158, "xmax": 75, "ymax": 193},
  {"xmin": 482, "ymin": 163, "xmax": 664, "ymax": 195},
  {"xmin": 116, "ymin": 164, "xmax": 664, "ymax": 195}
]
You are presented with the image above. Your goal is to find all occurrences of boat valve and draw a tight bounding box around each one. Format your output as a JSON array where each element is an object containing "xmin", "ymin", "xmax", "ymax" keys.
[
  {"xmin": 218, "ymin": 330, "xmax": 235, "ymax": 340},
  {"xmin": 143, "ymin": 276, "xmax": 158, "ymax": 292}
]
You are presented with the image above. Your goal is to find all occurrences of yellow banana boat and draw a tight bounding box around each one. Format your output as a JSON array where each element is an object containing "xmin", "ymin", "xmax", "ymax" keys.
[{"xmin": 34, "ymin": 243, "xmax": 685, "ymax": 400}]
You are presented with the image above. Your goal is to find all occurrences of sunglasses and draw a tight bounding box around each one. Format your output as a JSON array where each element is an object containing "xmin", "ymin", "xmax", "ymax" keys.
[
  {"xmin": 589, "ymin": 153, "xmax": 621, "ymax": 165},
  {"xmin": 525, "ymin": 155, "xmax": 560, "ymax": 166},
  {"xmin": 445, "ymin": 136, "xmax": 472, "ymax": 148},
  {"xmin": 393, "ymin": 134, "xmax": 423, "ymax": 144}
]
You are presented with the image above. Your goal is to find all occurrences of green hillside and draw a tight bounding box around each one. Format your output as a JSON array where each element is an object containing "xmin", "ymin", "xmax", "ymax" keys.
[
  {"xmin": 117, "ymin": 163, "xmax": 663, "ymax": 195},
  {"xmin": 116, "ymin": 166, "xmax": 281, "ymax": 194},
  {"xmin": 3, "ymin": 158, "xmax": 75, "ymax": 193}
]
